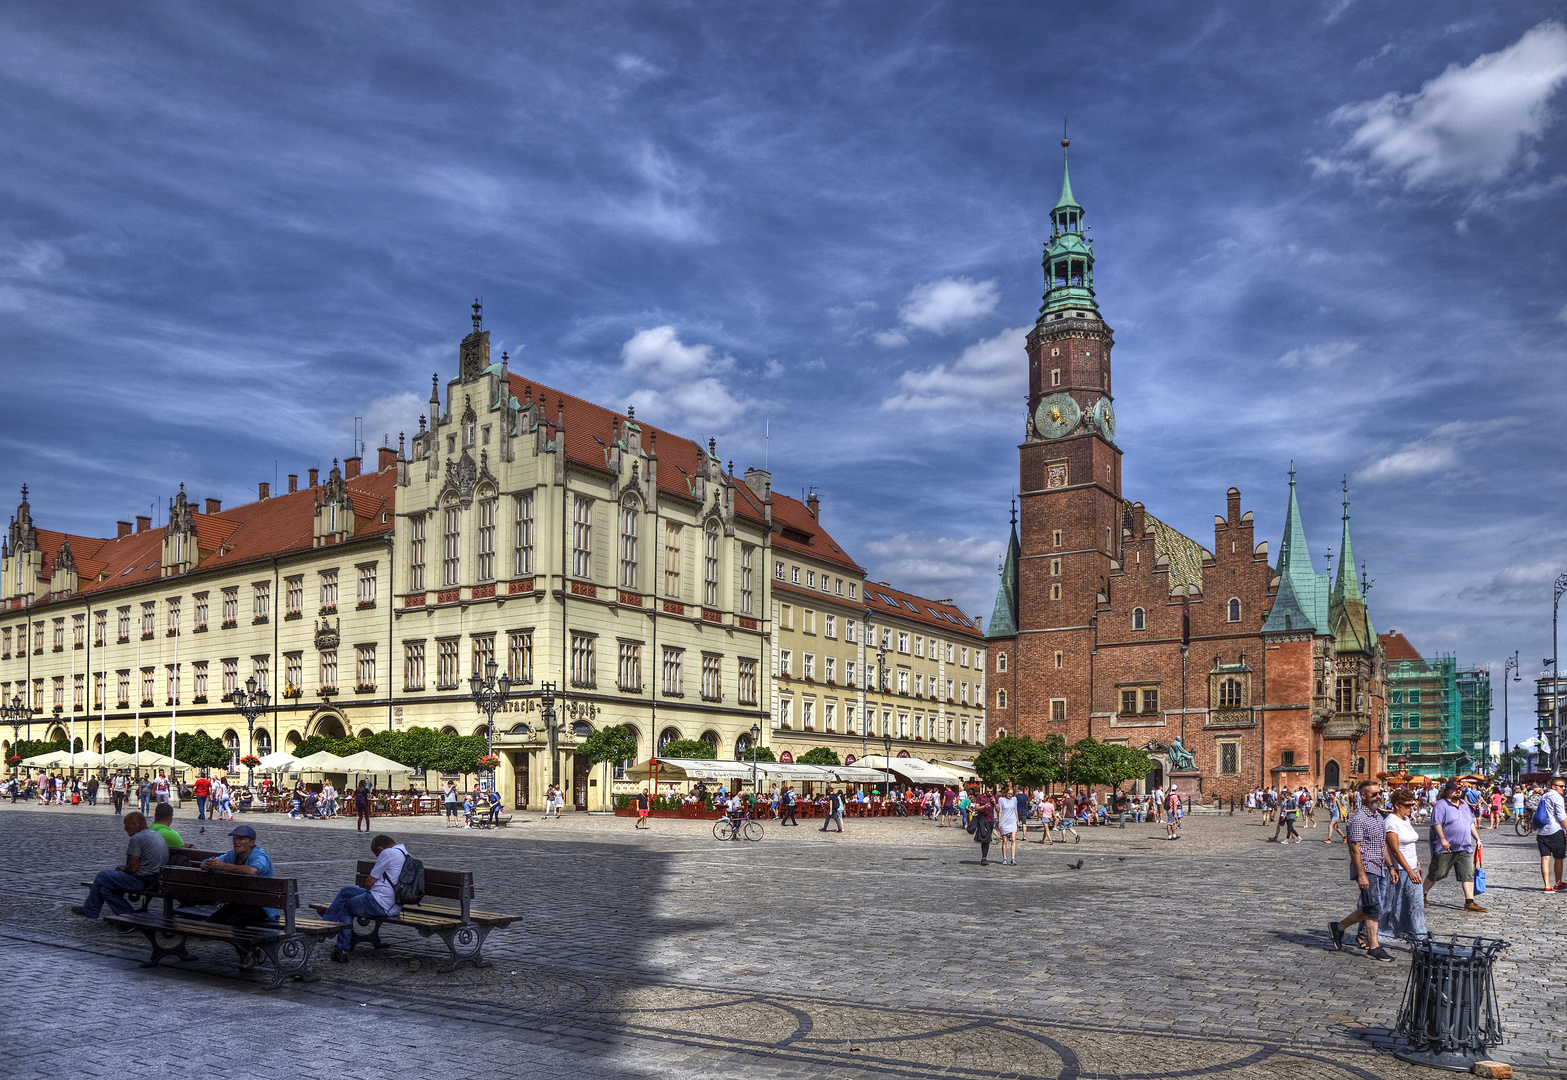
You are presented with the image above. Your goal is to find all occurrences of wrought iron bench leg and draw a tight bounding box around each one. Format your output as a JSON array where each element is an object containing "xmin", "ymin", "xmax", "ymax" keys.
[
  {"xmin": 350, "ymin": 916, "xmax": 388, "ymax": 950},
  {"xmin": 137, "ymin": 926, "xmax": 194, "ymax": 967},
  {"xmin": 260, "ymin": 936, "xmax": 319, "ymax": 990},
  {"xmin": 434, "ymin": 924, "xmax": 492, "ymax": 972}
]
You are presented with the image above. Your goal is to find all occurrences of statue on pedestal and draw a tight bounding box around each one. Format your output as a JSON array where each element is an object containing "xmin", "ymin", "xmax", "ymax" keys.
[{"xmin": 1168, "ymin": 737, "xmax": 1195, "ymax": 772}]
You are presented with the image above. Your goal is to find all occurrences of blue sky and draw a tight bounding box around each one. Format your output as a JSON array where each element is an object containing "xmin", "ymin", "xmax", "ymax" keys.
[{"xmin": 2, "ymin": 2, "xmax": 1565, "ymax": 706}]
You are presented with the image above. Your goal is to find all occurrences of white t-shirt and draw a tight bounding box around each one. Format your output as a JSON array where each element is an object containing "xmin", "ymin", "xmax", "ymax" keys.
[
  {"xmin": 369, "ymin": 844, "xmax": 409, "ymax": 915},
  {"xmin": 1386, "ymin": 812, "xmax": 1419, "ymax": 869},
  {"xmin": 1538, "ymin": 791, "xmax": 1566, "ymax": 837},
  {"xmin": 1514, "ymin": 792, "xmax": 1526, "ymax": 811},
  {"xmin": 997, "ymin": 797, "xmax": 1019, "ymax": 834}
]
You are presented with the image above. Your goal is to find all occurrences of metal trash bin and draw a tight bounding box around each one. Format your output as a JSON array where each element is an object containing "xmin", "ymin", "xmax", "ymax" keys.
[{"xmin": 1394, "ymin": 935, "xmax": 1508, "ymax": 1072}]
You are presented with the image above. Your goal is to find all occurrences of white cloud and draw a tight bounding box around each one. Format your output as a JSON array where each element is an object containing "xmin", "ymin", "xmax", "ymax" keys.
[
  {"xmin": 1323, "ymin": 0, "xmax": 1355, "ymax": 26},
  {"xmin": 618, "ymin": 326, "xmax": 750, "ymax": 433},
  {"xmin": 896, "ymin": 277, "xmax": 1000, "ymax": 333},
  {"xmin": 1356, "ymin": 418, "xmax": 1520, "ymax": 482},
  {"xmin": 882, "ymin": 326, "xmax": 1029, "ymax": 412},
  {"xmin": 1557, "ymin": 301, "xmax": 1567, "ymax": 323},
  {"xmin": 1322, "ymin": 21, "xmax": 1567, "ymax": 190},
  {"xmin": 862, "ymin": 532, "xmax": 1004, "ymax": 626},
  {"xmin": 763, "ymin": 358, "xmax": 784, "ymax": 378},
  {"xmin": 1468, "ymin": 560, "xmax": 1567, "ymax": 603},
  {"xmin": 871, "ymin": 329, "xmax": 908, "ymax": 347},
  {"xmin": 337, "ymin": 391, "xmax": 422, "ymax": 459},
  {"xmin": 1277, "ymin": 340, "xmax": 1360, "ymax": 368},
  {"xmin": 614, "ymin": 54, "xmax": 662, "ymax": 79}
]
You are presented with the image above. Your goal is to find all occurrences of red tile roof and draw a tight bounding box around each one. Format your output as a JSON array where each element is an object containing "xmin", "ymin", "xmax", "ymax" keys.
[
  {"xmin": 769, "ymin": 492, "xmax": 863, "ymax": 574},
  {"xmin": 863, "ymin": 580, "xmax": 985, "ymax": 640},
  {"xmin": 17, "ymin": 467, "xmax": 397, "ymax": 609},
  {"xmin": 1378, "ymin": 632, "xmax": 1424, "ymax": 662}
]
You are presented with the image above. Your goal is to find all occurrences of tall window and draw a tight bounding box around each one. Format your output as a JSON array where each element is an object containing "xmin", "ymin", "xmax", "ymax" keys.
[
  {"xmin": 221, "ymin": 660, "xmax": 237, "ymax": 697},
  {"xmin": 703, "ymin": 522, "xmax": 719, "ymax": 606},
  {"xmin": 141, "ymin": 603, "xmax": 155, "ymax": 636},
  {"xmin": 1132, "ymin": 607, "xmax": 1145, "ymax": 630},
  {"xmin": 476, "ymin": 499, "xmax": 496, "ymax": 581},
  {"xmin": 404, "ymin": 642, "xmax": 425, "ymax": 690},
  {"xmin": 286, "ymin": 577, "xmax": 303, "ymax": 615},
  {"xmin": 570, "ymin": 633, "xmax": 596, "ymax": 688},
  {"xmin": 193, "ymin": 594, "xmax": 207, "ymax": 630},
  {"xmin": 193, "ymin": 661, "xmax": 208, "ymax": 699},
  {"xmin": 73, "ymin": 673, "xmax": 83, "ymax": 710},
  {"xmin": 443, "ymin": 505, "xmax": 462, "ymax": 585},
  {"xmin": 320, "ymin": 650, "xmax": 338, "ymax": 690},
  {"xmin": 252, "ymin": 582, "xmax": 270, "ymax": 621},
  {"xmin": 72, "ymin": 614, "xmax": 84, "ymax": 647},
  {"xmin": 572, "ymin": 496, "xmax": 593, "ymax": 578},
  {"xmin": 93, "ymin": 672, "xmax": 104, "ymax": 708},
  {"xmin": 436, "ymin": 639, "xmax": 459, "ymax": 689},
  {"xmin": 740, "ymin": 545, "xmax": 754, "ymax": 614},
  {"xmin": 319, "ymin": 570, "xmax": 338, "ymax": 609},
  {"xmin": 285, "ymin": 653, "xmax": 302, "ymax": 694},
  {"xmin": 513, "ymin": 493, "xmax": 534, "ymax": 576},
  {"xmin": 664, "ymin": 522, "xmax": 682, "ymax": 596},
  {"xmin": 1220, "ymin": 742, "xmax": 1239, "ymax": 775},
  {"xmin": 1336, "ymin": 676, "xmax": 1355, "ymax": 713},
  {"xmin": 701, "ymin": 654, "xmax": 721, "ymax": 701},
  {"xmin": 662, "ymin": 647, "xmax": 684, "ymax": 696},
  {"xmin": 1220, "ymin": 678, "xmax": 1243, "ymax": 707},
  {"xmin": 507, "ymin": 630, "xmax": 533, "ymax": 683},
  {"xmin": 118, "ymin": 607, "xmax": 130, "ymax": 639},
  {"xmin": 618, "ymin": 642, "xmax": 642, "ymax": 692},
  {"xmin": 1227, "ymin": 597, "xmax": 1241, "ymax": 622},
  {"xmin": 252, "ymin": 655, "xmax": 269, "ymax": 687},
  {"xmin": 349, "ymin": 568, "xmax": 372, "ymax": 609},
  {"xmin": 620, "ymin": 502, "xmax": 638, "ymax": 589},
  {"xmin": 140, "ymin": 669, "xmax": 154, "ymax": 705},
  {"xmin": 472, "ymin": 634, "xmax": 495, "ymax": 679},
  {"xmin": 409, "ymin": 516, "xmax": 426, "ymax": 591},
  {"xmin": 738, "ymin": 658, "xmax": 757, "ymax": 705},
  {"xmin": 356, "ymin": 645, "xmax": 376, "ymax": 689},
  {"xmin": 117, "ymin": 671, "xmax": 130, "ymax": 706}
]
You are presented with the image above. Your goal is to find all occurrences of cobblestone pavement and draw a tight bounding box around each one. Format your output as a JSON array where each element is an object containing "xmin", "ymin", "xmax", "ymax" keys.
[{"xmin": 1, "ymin": 801, "xmax": 1561, "ymax": 1078}]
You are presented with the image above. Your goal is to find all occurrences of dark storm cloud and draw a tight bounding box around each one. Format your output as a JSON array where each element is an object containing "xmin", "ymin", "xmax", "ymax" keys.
[{"xmin": 1, "ymin": 1, "xmax": 1564, "ymax": 680}]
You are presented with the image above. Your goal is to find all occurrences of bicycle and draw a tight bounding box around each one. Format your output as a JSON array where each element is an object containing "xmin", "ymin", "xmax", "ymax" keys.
[
  {"xmin": 713, "ymin": 815, "xmax": 764, "ymax": 841},
  {"xmin": 1516, "ymin": 812, "xmax": 1535, "ymax": 837}
]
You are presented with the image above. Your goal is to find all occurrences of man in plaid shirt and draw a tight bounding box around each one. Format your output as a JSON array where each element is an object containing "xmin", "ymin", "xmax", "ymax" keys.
[{"xmin": 1329, "ymin": 778, "xmax": 1394, "ymax": 962}]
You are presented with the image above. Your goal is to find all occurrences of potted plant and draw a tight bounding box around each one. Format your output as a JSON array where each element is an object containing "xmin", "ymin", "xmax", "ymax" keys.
[
  {"xmin": 476, "ymin": 755, "xmax": 501, "ymax": 771},
  {"xmin": 239, "ymin": 754, "xmax": 261, "ymax": 769}
]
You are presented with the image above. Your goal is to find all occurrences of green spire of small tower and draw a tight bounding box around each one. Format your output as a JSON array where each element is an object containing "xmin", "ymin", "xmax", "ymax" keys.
[
  {"xmin": 1330, "ymin": 477, "xmax": 1375, "ymax": 652},
  {"xmin": 986, "ymin": 500, "xmax": 1021, "ymax": 640},
  {"xmin": 1038, "ymin": 136, "xmax": 1098, "ymax": 321}
]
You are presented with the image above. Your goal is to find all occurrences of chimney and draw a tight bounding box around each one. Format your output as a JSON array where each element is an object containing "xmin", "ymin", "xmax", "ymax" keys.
[
  {"xmin": 288, "ymin": 474, "xmax": 299, "ymax": 494},
  {"xmin": 806, "ymin": 491, "xmax": 820, "ymax": 520},
  {"xmin": 258, "ymin": 482, "xmax": 269, "ymax": 500},
  {"xmin": 135, "ymin": 516, "xmax": 151, "ymax": 533},
  {"xmin": 204, "ymin": 499, "xmax": 222, "ymax": 515},
  {"xmin": 344, "ymin": 456, "xmax": 362, "ymax": 480},
  {"xmin": 378, "ymin": 446, "xmax": 396, "ymax": 472},
  {"xmin": 743, "ymin": 468, "xmax": 772, "ymax": 502},
  {"xmin": 309, "ymin": 468, "xmax": 319, "ymax": 488},
  {"xmin": 117, "ymin": 521, "xmax": 132, "ymax": 538},
  {"xmin": 1226, "ymin": 487, "xmax": 1241, "ymax": 526}
]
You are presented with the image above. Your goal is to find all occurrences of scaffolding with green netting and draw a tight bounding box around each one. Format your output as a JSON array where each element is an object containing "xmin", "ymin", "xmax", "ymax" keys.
[
  {"xmin": 1456, "ymin": 668, "xmax": 1492, "ymax": 772},
  {"xmin": 1386, "ymin": 654, "xmax": 1462, "ymax": 772}
]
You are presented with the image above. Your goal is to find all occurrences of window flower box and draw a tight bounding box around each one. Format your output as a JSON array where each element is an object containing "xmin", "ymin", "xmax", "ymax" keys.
[
  {"xmin": 221, "ymin": 693, "xmax": 234, "ymax": 703},
  {"xmin": 319, "ymin": 604, "xmax": 337, "ymax": 616},
  {"xmin": 74, "ymin": 642, "xmax": 84, "ymax": 650},
  {"xmin": 193, "ymin": 624, "xmax": 208, "ymax": 633},
  {"xmin": 319, "ymin": 686, "xmax": 338, "ymax": 696},
  {"xmin": 354, "ymin": 683, "xmax": 376, "ymax": 694},
  {"xmin": 166, "ymin": 630, "xmax": 178, "ymax": 637},
  {"xmin": 221, "ymin": 620, "xmax": 237, "ymax": 630},
  {"xmin": 53, "ymin": 645, "xmax": 63, "ymax": 652},
  {"xmin": 356, "ymin": 600, "xmax": 376, "ymax": 611},
  {"xmin": 117, "ymin": 700, "xmax": 129, "ymax": 709},
  {"xmin": 117, "ymin": 636, "xmax": 130, "ymax": 644},
  {"xmin": 192, "ymin": 695, "xmax": 208, "ymax": 705},
  {"xmin": 140, "ymin": 633, "xmax": 153, "ymax": 641},
  {"xmin": 285, "ymin": 611, "xmax": 303, "ymax": 621},
  {"xmin": 140, "ymin": 699, "xmax": 154, "ymax": 708},
  {"xmin": 252, "ymin": 616, "xmax": 269, "ymax": 625},
  {"xmin": 282, "ymin": 687, "xmax": 302, "ymax": 700}
]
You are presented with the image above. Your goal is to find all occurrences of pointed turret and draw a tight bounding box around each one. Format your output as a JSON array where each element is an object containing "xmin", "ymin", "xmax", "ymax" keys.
[
  {"xmin": 1262, "ymin": 464, "xmax": 1331, "ymax": 633},
  {"xmin": 986, "ymin": 502, "xmax": 1021, "ymax": 639},
  {"xmin": 1330, "ymin": 480, "xmax": 1375, "ymax": 653},
  {"xmin": 1037, "ymin": 139, "xmax": 1098, "ymax": 321}
]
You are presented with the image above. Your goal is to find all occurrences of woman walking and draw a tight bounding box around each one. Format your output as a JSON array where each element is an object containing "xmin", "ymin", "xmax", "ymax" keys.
[
  {"xmin": 1381, "ymin": 788, "xmax": 1427, "ymax": 942},
  {"xmin": 1326, "ymin": 789, "xmax": 1346, "ymax": 843},
  {"xmin": 995, "ymin": 782, "xmax": 1020, "ymax": 865},
  {"xmin": 443, "ymin": 780, "xmax": 461, "ymax": 828},
  {"xmin": 353, "ymin": 780, "xmax": 372, "ymax": 833}
]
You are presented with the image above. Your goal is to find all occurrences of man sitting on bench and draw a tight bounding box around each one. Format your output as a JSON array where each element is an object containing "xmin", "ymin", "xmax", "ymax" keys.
[
  {"xmin": 323, "ymin": 833, "xmax": 408, "ymax": 964},
  {"xmin": 71, "ymin": 811, "xmax": 168, "ymax": 924},
  {"xmin": 198, "ymin": 824, "xmax": 278, "ymax": 925},
  {"xmin": 150, "ymin": 802, "xmax": 185, "ymax": 849}
]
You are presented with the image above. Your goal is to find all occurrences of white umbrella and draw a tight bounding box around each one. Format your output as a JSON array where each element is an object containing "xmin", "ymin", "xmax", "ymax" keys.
[
  {"xmin": 101, "ymin": 750, "xmax": 140, "ymax": 768},
  {"xmin": 291, "ymin": 750, "xmax": 348, "ymax": 772},
  {"xmin": 132, "ymin": 751, "xmax": 194, "ymax": 771},
  {"xmin": 20, "ymin": 749, "xmax": 73, "ymax": 767},
  {"xmin": 334, "ymin": 749, "xmax": 415, "ymax": 775},
  {"xmin": 256, "ymin": 751, "xmax": 301, "ymax": 771}
]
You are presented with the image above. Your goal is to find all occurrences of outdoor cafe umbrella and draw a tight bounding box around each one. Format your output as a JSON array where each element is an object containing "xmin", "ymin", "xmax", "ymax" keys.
[
  {"xmin": 291, "ymin": 749, "xmax": 349, "ymax": 772},
  {"xmin": 20, "ymin": 748, "xmax": 76, "ymax": 768},
  {"xmin": 256, "ymin": 751, "xmax": 300, "ymax": 772},
  {"xmin": 333, "ymin": 749, "xmax": 416, "ymax": 776}
]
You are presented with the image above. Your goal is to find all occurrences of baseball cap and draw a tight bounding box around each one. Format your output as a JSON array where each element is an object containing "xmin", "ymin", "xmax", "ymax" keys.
[{"xmin": 229, "ymin": 824, "xmax": 257, "ymax": 839}]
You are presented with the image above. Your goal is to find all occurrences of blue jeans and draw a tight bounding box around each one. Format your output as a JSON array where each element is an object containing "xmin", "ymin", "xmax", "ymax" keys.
[
  {"xmin": 195, "ymin": 796, "xmax": 208, "ymax": 820},
  {"xmin": 323, "ymin": 885, "xmax": 387, "ymax": 950},
  {"xmin": 138, "ymin": 793, "xmax": 150, "ymax": 814},
  {"xmin": 83, "ymin": 869, "xmax": 150, "ymax": 918}
]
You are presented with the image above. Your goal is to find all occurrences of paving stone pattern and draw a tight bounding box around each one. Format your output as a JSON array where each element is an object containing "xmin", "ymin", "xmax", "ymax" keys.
[{"xmin": 1, "ymin": 802, "xmax": 1561, "ymax": 1079}]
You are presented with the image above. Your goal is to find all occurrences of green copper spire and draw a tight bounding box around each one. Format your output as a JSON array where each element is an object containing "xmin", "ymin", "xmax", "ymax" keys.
[
  {"xmin": 1038, "ymin": 138, "xmax": 1098, "ymax": 321},
  {"xmin": 986, "ymin": 501, "xmax": 1021, "ymax": 639},
  {"xmin": 1262, "ymin": 463, "xmax": 1332, "ymax": 634}
]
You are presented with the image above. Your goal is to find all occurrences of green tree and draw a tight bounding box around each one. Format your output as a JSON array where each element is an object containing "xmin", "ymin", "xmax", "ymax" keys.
[
  {"xmin": 12, "ymin": 737, "xmax": 68, "ymax": 761},
  {"xmin": 396, "ymin": 727, "xmax": 446, "ymax": 773},
  {"xmin": 172, "ymin": 731, "xmax": 232, "ymax": 770},
  {"xmin": 577, "ymin": 724, "xmax": 639, "ymax": 766},
  {"xmin": 659, "ymin": 738, "xmax": 716, "ymax": 760},
  {"xmin": 738, "ymin": 744, "xmax": 776, "ymax": 763},
  {"xmin": 798, "ymin": 746, "xmax": 841, "ymax": 766},
  {"xmin": 432, "ymin": 733, "xmax": 488, "ymax": 775},
  {"xmin": 291, "ymin": 733, "xmax": 352, "ymax": 760},
  {"xmin": 102, "ymin": 732, "xmax": 140, "ymax": 755},
  {"xmin": 974, "ymin": 735, "xmax": 1061, "ymax": 788},
  {"xmin": 1066, "ymin": 738, "xmax": 1152, "ymax": 792}
]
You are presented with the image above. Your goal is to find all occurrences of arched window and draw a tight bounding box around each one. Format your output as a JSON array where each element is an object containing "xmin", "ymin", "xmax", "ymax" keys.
[
  {"xmin": 700, "ymin": 730, "xmax": 720, "ymax": 757},
  {"xmin": 1220, "ymin": 678, "xmax": 1243, "ymax": 708},
  {"xmin": 1132, "ymin": 607, "xmax": 1145, "ymax": 630},
  {"xmin": 734, "ymin": 732, "xmax": 754, "ymax": 761},
  {"xmin": 442, "ymin": 503, "xmax": 462, "ymax": 586},
  {"xmin": 476, "ymin": 496, "xmax": 497, "ymax": 581},
  {"xmin": 996, "ymin": 688, "xmax": 1008, "ymax": 709},
  {"xmin": 255, "ymin": 729, "xmax": 272, "ymax": 755},
  {"xmin": 224, "ymin": 730, "xmax": 241, "ymax": 769},
  {"xmin": 703, "ymin": 522, "xmax": 720, "ymax": 606},
  {"xmin": 996, "ymin": 652, "xmax": 1008, "ymax": 673},
  {"xmin": 619, "ymin": 500, "xmax": 638, "ymax": 589},
  {"xmin": 1228, "ymin": 597, "xmax": 1241, "ymax": 622},
  {"xmin": 658, "ymin": 727, "xmax": 681, "ymax": 754}
]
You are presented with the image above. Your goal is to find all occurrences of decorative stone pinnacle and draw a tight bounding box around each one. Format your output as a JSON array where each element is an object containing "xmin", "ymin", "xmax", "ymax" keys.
[{"xmin": 471, "ymin": 298, "xmax": 482, "ymax": 333}]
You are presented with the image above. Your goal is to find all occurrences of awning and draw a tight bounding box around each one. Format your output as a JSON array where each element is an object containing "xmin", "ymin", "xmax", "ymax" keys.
[
  {"xmin": 292, "ymin": 750, "xmax": 349, "ymax": 772},
  {"xmin": 827, "ymin": 765, "xmax": 890, "ymax": 783},
  {"xmin": 854, "ymin": 755, "xmax": 964, "ymax": 785},
  {"xmin": 623, "ymin": 757, "xmax": 752, "ymax": 783},
  {"xmin": 935, "ymin": 759, "xmax": 980, "ymax": 779}
]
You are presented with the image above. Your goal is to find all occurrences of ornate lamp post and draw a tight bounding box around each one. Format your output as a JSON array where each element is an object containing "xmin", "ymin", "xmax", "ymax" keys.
[
  {"xmin": 2, "ymin": 694, "xmax": 27, "ymax": 774},
  {"xmin": 882, "ymin": 731, "xmax": 893, "ymax": 795},
  {"xmin": 539, "ymin": 681, "xmax": 561, "ymax": 789},
  {"xmin": 467, "ymin": 658, "xmax": 513, "ymax": 763},
  {"xmin": 748, "ymin": 721, "xmax": 761, "ymax": 794},
  {"xmin": 231, "ymin": 675, "xmax": 271, "ymax": 787}
]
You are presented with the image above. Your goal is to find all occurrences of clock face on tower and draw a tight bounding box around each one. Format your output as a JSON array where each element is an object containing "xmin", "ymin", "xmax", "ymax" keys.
[
  {"xmin": 1034, "ymin": 393, "xmax": 1081, "ymax": 440},
  {"xmin": 1093, "ymin": 397, "xmax": 1116, "ymax": 440}
]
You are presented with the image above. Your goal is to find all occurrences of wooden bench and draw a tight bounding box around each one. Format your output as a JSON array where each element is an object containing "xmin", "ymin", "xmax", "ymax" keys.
[
  {"xmin": 310, "ymin": 861, "xmax": 517, "ymax": 971},
  {"xmin": 105, "ymin": 866, "xmax": 339, "ymax": 989},
  {"xmin": 80, "ymin": 847, "xmax": 225, "ymax": 912}
]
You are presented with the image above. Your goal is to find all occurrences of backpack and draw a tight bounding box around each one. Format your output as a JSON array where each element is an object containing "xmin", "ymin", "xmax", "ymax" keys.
[
  {"xmin": 1535, "ymin": 798, "xmax": 1554, "ymax": 830},
  {"xmin": 392, "ymin": 848, "xmax": 426, "ymax": 906}
]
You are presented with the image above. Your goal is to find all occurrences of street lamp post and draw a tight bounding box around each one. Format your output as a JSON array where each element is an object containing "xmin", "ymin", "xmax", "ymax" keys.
[
  {"xmin": 539, "ymin": 681, "xmax": 560, "ymax": 789},
  {"xmin": 2, "ymin": 694, "xmax": 27, "ymax": 773},
  {"xmin": 748, "ymin": 722, "xmax": 761, "ymax": 794},
  {"xmin": 1503, "ymin": 652, "xmax": 1519, "ymax": 782},
  {"xmin": 467, "ymin": 658, "xmax": 514, "ymax": 765},
  {"xmin": 882, "ymin": 732, "xmax": 892, "ymax": 796},
  {"xmin": 231, "ymin": 675, "xmax": 271, "ymax": 788}
]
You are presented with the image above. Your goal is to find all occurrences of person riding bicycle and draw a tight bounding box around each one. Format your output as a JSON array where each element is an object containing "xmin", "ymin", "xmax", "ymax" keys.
[{"xmin": 723, "ymin": 793, "xmax": 744, "ymax": 839}]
